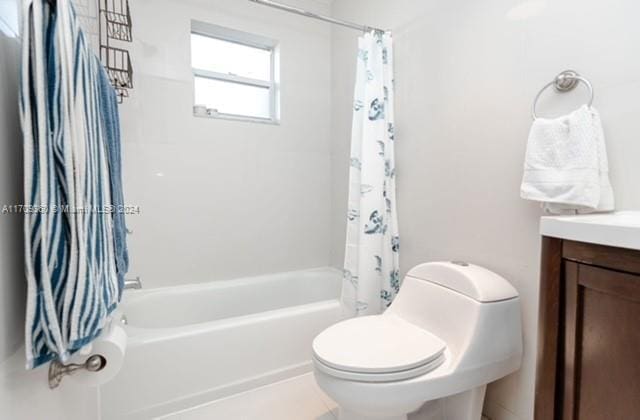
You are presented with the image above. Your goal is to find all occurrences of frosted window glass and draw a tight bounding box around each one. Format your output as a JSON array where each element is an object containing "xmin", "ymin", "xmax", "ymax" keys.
[
  {"xmin": 194, "ymin": 77, "xmax": 271, "ymax": 119},
  {"xmin": 191, "ymin": 34, "xmax": 271, "ymax": 81}
]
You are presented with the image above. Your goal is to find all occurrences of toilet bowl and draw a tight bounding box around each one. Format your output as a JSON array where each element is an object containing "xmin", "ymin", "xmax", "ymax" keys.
[{"xmin": 312, "ymin": 262, "xmax": 522, "ymax": 420}]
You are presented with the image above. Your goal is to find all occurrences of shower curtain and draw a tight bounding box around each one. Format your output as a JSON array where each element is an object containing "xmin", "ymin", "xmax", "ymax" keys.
[
  {"xmin": 20, "ymin": 0, "xmax": 128, "ymax": 368},
  {"xmin": 342, "ymin": 31, "xmax": 400, "ymax": 316}
]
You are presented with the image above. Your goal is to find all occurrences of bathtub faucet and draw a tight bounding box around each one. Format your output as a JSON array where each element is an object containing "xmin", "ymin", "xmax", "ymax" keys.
[{"xmin": 124, "ymin": 276, "xmax": 142, "ymax": 290}]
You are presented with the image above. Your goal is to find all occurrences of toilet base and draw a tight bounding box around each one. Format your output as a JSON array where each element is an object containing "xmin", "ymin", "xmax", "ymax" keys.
[{"xmin": 337, "ymin": 386, "xmax": 487, "ymax": 420}]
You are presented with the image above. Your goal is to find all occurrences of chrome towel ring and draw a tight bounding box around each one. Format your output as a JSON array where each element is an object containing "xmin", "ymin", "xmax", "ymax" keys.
[{"xmin": 532, "ymin": 70, "xmax": 594, "ymax": 120}]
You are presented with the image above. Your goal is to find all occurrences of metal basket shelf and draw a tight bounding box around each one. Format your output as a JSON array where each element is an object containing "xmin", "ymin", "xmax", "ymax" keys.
[
  {"xmin": 99, "ymin": 0, "xmax": 134, "ymax": 100},
  {"xmin": 100, "ymin": 46, "xmax": 133, "ymax": 86}
]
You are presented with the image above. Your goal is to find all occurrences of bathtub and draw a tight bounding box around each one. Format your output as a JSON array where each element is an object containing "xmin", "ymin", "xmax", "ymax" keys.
[{"xmin": 99, "ymin": 267, "xmax": 343, "ymax": 420}]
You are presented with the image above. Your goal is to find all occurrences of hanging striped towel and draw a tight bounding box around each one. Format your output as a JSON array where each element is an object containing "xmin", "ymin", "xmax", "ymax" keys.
[{"xmin": 20, "ymin": 0, "xmax": 128, "ymax": 369}]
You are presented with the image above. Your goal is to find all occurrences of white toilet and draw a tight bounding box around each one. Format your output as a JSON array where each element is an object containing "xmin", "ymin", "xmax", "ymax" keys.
[{"xmin": 312, "ymin": 261, "xmax": 522, "ymax": 420}]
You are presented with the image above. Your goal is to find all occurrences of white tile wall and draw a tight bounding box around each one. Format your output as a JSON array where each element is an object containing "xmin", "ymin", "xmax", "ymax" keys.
[
  {"xmin": 330, "ymin": 0, "xmax": 640, "ymax": 419},
  {"xmin": 119, "ymin": 0, "xmax": 334, "ymax": 288}
]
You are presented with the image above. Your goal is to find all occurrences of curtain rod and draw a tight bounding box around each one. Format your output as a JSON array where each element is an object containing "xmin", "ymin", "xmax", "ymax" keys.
[{"xmin": 247, "ymin": 0, "xmax": 386, "ymax": 33}]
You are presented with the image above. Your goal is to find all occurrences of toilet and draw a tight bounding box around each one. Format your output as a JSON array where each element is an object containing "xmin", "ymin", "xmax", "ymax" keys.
[{"xmin": 312, "ymin": 262, "xmax": 522, "ymax": 420}]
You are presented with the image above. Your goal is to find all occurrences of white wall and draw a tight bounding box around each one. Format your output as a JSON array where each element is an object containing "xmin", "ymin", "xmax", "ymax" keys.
[
  {"xmin": 330, "ymin": 1, "xmax": 640, "ymax": 419},
  {"xmin": 0, "ymin": 0, "xmax": 25, "ymax": 366},
  {"xmin": 0, "ymin": 349, "xmax": 99, "ymax": 420},
  {"xmin": 120, "ymin": 0, "xmax": 334, "ymax": 288}
]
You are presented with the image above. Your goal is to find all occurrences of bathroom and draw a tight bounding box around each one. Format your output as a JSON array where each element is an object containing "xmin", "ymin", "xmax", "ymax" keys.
[{"xmin": 1, "ymin": 0, "xmax": 640, "ymax": 419}]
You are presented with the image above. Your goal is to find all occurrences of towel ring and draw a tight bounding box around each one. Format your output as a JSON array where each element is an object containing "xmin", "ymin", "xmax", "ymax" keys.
[{"xmin": 532, "ymin": 70, "xmax": 594, "ymax": 120}]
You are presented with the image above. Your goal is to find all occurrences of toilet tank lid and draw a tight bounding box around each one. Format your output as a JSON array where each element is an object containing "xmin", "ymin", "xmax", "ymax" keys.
[{"xmin": 406, "ymin": 262, "xmax": 518, "ymax": 302}]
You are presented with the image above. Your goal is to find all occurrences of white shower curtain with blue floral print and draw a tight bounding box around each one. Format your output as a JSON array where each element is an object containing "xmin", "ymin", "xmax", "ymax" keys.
[{"xmin": 342, "ymin": 31, "xmax": 400, "ymax": 317}]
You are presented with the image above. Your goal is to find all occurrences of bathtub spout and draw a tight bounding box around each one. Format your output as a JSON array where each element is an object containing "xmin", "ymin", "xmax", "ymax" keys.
[{"xmin": 124, "ymin": 277, "xmax": 142, "ymax": 290}]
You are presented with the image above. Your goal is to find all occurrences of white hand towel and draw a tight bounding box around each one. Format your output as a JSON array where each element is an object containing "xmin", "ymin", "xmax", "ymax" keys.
[{"xmin": 520, "ymin": 105, "xmax": 614, "ymax": 214}]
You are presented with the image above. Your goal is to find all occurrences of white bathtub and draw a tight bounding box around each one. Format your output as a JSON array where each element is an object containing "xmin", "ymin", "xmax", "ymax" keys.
[{"xmin": 99, "ymin": 267, "xmax": 343, "ymax": 420}]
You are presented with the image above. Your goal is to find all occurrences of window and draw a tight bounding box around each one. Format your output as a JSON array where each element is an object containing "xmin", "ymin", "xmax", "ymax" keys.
[{"xmin": 191, "ymin": 21, "xmax": 279, "ymax": 123}]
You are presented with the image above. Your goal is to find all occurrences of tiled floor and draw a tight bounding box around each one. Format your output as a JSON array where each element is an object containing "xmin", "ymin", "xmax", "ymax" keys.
[
  {"xmin": 159, "ymin": 373, "xmax": 338, "ymax": 420},
  {"xmin": 159, "ymin": 374, "xmax": 495, "ymax": 420}
]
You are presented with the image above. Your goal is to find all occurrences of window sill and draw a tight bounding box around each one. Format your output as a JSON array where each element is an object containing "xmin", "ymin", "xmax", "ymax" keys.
[{"xmin": 193, "ymin": 112, "xmax": 280, "ymax": 126}]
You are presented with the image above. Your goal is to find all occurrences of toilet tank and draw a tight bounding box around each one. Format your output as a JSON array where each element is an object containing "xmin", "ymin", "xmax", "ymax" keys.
[
  {"xmin": 406, "ymin": 261, "xmax": 518, "ymax": 303},
  {"xmin": 387, "ymin": 262, "xmax": 521, "ymax": 368}
]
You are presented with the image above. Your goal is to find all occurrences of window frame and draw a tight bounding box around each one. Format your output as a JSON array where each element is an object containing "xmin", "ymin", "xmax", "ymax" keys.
[{"xmin": 190, "ymin": 21, "xmax": 280, "ymax": 124}]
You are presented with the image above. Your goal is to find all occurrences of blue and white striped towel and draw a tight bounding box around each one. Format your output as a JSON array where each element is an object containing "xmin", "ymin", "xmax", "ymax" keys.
[{"xmin": 20, "ymin": 0, "xmax": 128, "ymax": 369}]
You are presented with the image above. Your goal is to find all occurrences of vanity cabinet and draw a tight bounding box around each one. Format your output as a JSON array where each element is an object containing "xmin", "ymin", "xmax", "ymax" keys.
[{"xmin": 535, "ymin": 237, "xmax": 640, "ymax": 420}]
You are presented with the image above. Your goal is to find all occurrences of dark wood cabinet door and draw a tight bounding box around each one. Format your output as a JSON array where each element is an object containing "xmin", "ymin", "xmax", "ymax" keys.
[{"xmin": 562, "ymin": 263, "xmax": 640, "ymax": 420}]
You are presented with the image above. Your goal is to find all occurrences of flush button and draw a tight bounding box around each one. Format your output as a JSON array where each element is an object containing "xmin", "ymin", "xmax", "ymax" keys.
[{"xmin": 451, "ymin": 261, "xmax": 469, "ymax": 267}]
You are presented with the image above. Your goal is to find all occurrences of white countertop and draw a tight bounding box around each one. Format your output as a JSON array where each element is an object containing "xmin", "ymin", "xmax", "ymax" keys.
[{"xmin": 540, "ymin": 211, "xmax": 640, "ymax": 251}]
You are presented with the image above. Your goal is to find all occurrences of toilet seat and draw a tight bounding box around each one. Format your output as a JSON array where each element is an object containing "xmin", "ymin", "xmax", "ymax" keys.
[
  {"xmin": 312, "ymin": 314, "xmax": 447, "ymax": 383},
  {"xmin": 313, "ymin": 352, "xmax": 445, "ymax": 382}
]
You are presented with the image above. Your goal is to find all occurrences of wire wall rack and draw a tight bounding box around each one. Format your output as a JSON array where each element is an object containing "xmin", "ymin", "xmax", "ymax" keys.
[
  {"xmin": 103, "ymin": 0, "xmax": 132, "ymax": 41},
  {"xmin": 99, "ymin": 0, "xmax": 133, "ymax": 102}
]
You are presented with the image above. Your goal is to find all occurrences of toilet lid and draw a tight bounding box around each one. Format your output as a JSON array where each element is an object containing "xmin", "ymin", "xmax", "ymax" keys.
[{"xmin": 312, "ymin": 314, "xmax": 446, "ymax": 375}]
